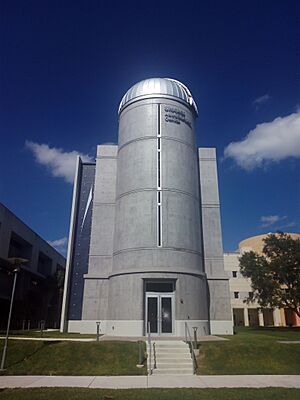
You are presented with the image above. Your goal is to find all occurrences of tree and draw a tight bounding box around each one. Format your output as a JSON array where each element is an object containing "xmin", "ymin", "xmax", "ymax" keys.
[{"xmin": 239, "ymin": 232, "xmax": 300, "ymax": 318}]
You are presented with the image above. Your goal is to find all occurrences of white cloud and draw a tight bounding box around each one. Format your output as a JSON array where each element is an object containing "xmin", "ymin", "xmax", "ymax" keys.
[
  {"xmin": 48, "ymin": 237, "xmax": 68, "ymax": 256},
  {"xmin": 48, "ymin": 237, "xmax": 68, "ymax": 247},
  {"xmin": 280, "ymin": 221, "xmax": 297, "ymax": 229},
  {"xmin": 260, "ymin": 215, "xmax": 286, "ymax": 228},
  {"xmin": 224, "ymin": 110, "xmax": 300, "ymax": 169},
  {"xmin": 253, "ymin": 94, "xmax": 271, "ymax": 107},
  {"xmin": 25, "ymin": 141, "xmax": 93, "ymax": 183}
]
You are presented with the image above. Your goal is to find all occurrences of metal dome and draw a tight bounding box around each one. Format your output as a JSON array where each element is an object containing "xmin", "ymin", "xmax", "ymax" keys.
[{"xmin": 118, "ymin": 78, "xmax": 198, "ymax": 115}]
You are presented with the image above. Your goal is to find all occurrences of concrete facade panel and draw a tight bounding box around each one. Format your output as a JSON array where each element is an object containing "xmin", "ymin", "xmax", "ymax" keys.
[
  {"xmin": 175, "ymin": 274, "xmax": 208, "ymax": 321},
  {"xmin": 118, "ymin": 103, "xmax": 158, "ymax": 147},
  {"xmin": 86, "ymin": 256, "xmax": 112, "ymax": 277},
  {"xmin": 94, "ymin": 147, "xmax": 117, "ymax": 204},
  {"xmin": 163, "ymin": 192, "xmax": 202, "ymax": 255},
  {"xmin": 201, "ymin": 208, "xmax": 224, "ymax": 261},
  {"xmin": 198, "ymin": 148, "xmax": 219, "ymax": 205},
  {"xmin": 82, "ymin": 278, "xmax": 108, "ymax": 320},
  {"xmin": 116, "ymin": 139, "xmax": 156, "ymax": 196},
  {"xmin": 113, "ymin": 191, "xmax": 156, "ymax": 252},
  {"xmin": 160, "ymin": 102, "xmax": 196, "ymax": 146},
  {"xmin": 208, "ymin": 279, "xmax": 233, "ymax": 321},
  {"xmin": 89, "ymin": 205, "xmax": 115, "ymax": 256},
  {"xmin": 162, "ymin": 139, "xmax": 199, "ymax": 198},
  {"xmin": 113, "ymin": 249, "xmax": 205, "ymax": 275}
]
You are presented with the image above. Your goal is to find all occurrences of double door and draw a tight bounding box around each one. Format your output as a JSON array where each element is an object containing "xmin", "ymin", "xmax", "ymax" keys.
[{"xmin": 146, "ymin": 293, "xmax": 173, "ymax": 335}]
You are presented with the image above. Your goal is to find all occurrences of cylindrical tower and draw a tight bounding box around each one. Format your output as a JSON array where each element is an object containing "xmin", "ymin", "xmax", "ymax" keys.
[{"xmin": 107, "ymin": 78, "xmax": 209, "ymax": 336}]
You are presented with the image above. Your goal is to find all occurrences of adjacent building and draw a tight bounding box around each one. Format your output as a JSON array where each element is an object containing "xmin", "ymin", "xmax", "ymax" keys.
[
  {"xmin": 224, "ymin": 233, "xmax": 300, "ymax": 327},
  {"xmin": 61, "ymin": 78, "xmax": 233, "ymax": 336},
  {"xmin": 0, "ymin": 202, "xmax": 66, "ymax": 329}
]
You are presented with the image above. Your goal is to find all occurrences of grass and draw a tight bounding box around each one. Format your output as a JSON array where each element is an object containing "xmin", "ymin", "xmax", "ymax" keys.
[
  {"xmin": 0, "ymin": 388, "xmax": 299, "ymax": 400},
  {"xmin": 0, "ymin": 340, "xmax": 146, "ymax": 376},
  {"xmin": 0, "ymin": 330, "xmax": 96, "ymax": 339},
  {"xmin": 198, "ymin": 326, "xmax": 300, "ymax": 375},
  {"xmin": 1, "ymin": 326, "xmax": 300, "ymax": 376}
]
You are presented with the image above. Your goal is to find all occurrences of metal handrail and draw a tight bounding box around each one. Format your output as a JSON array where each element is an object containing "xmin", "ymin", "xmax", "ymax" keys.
[
  {"xmin": 153, "ymin": 342, "xmax": 157, "ymax": 370},
  {"xmin": 184, "ymin": 322, "xmax": 198, "ymax": 374},
  {"xmin": 147, "ymin": 322, "xmax": 152, "ymax": 375}
]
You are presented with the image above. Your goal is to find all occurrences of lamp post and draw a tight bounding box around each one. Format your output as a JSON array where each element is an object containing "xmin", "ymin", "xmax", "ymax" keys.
[
  {"xmin": 0, "ymin": 257, "xmax": 28, "ymax": 371},
  {"xmin": 96, "ymin": 321, "xmax": 101, "ymax": 342}
]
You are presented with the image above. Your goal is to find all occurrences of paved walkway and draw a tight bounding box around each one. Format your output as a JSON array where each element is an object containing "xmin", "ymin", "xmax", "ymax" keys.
[
  {"xmin": 0, "ymin": 335, "xmax": 228, "ymax": 342},
  {"xmin": 278, "ymin": 341, "xmax": 300, "ymax": 344},
  {"xmin": 0, "ymin": 336, "xmax": 95, "ymax": 342},
  {"xmin": 99, "ymin": 335, "xmax": 228, "ymax": 342},
  {"xmin": 0, "ymin": 375, "xmax": 299, "ymax": 389}
]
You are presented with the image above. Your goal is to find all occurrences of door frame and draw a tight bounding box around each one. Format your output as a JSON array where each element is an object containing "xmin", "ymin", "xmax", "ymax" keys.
[{"xmin": 145, "ymin": 292, "xmax": 175, "ymax": 336}]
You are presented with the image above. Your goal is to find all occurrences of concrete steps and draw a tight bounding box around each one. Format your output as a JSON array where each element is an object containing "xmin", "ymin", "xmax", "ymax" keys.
[{"xmin": 147, "ymin": 340, "xmax": 194, "ymax": 375}]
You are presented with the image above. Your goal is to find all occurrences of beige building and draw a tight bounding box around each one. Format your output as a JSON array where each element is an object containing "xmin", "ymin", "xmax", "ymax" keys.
[{"xmin": 224, "ymin": 233, "xmax": 300, "ymax": 327}]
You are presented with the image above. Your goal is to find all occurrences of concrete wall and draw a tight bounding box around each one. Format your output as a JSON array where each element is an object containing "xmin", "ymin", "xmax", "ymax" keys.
[
  {"xmin": 81, "ymin": 145, "xmax": 117, "ymax": 321},
  {"xmin": 198, "ymin": 148, "xmax": 233, "ymax": 335},
  {"xmin": 113, "ymin": 99, "xmax": 203, "ymax": 274}
]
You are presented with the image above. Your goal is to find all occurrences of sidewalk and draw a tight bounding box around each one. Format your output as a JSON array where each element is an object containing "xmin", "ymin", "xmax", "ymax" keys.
[
  {"xmin": 0, "ymin": 336, "xmax": 95, "ymax": 342},
  {"xmin": 0, "ymin": 375, "xmax": 299, "ymax": 389},
  {"xmin": 0, "ymin": 335, "xmax": 228, "ymax": 342}
]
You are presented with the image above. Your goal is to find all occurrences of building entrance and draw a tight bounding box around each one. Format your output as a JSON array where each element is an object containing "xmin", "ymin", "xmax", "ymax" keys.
[
  {"xmin": 146, "ymin": 293, "xmax": 174, "ymax": 335},
  {"xmin": 145, "ymin": 281, "xmax": 175, "ymax": 335}
]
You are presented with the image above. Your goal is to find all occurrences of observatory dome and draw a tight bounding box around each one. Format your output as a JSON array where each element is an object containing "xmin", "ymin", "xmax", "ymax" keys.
[{"xmin": 118, "ymin": 78, "xmax": 198, "ymax": 115}]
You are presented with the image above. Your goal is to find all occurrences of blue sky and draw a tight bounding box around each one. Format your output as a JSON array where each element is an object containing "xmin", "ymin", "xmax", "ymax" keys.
[{"xmin": 1, "ymin": 0, "xmax": 299, "ymax": 254}]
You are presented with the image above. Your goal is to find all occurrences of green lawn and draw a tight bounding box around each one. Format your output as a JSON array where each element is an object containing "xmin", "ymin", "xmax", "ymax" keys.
[
  {"xmin": 0, "ymin": 388, "xmax": 299, "ymax": 400},
  {"xmin": 0, "ymin": 330, "xmax": 96, "ymax": 339},
  {"xmin": 0, "ymin": 340, "xmax": 146, "ymax": 376},
  {"xmin": 1, "ymin": 327, "xmax": 300, "ymax": 376},
  {"xmin": 198, "ymin": 326, "xmax": 300, "ymax": 375}
]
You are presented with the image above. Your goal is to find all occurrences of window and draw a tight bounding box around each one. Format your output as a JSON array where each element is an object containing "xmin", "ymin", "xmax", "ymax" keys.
[
  {"xmin": 234, "ymin": 291, "xmax": 239, "ymax": 299},
  {"xmin": 232, "ymin": 271, "xmax": 237, "ymax": 278},
  {"xmin": 146, "ymin": 281, "xmax": 175, "ymax": 292},
  {"xmin": 37, "ymin": 252, "xmax": 52, "ymax": 276}
]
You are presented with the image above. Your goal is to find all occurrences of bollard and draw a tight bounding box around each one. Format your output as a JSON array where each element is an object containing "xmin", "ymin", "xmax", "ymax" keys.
[
  {"xmin": 96, "ymin": 321, "xmax": 101, "ymax": 341},
  {"xmin": 27, "ymin": 320, "xmax": 31, "ymax": 331},
  {"xmin": 136, "ymin": 341, "xmax": 144, "ymax": 368},
  {"xmin": 138, "ymin": 341, "xmax": 143, "ymax": 365},
  {"xmin": 192, "ymin": 326, "xmax": 198, "ymax": 350},
  {"xmin": 22, "ymin": 320, "xmax": 26, "ymax": 331},
  {"xmin": 40, "ymin": 320, "xmax": 45, "ymax": 337}
]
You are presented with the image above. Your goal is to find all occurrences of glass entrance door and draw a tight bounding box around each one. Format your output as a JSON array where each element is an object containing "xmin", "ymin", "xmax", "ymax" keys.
[
  {"xmin": 147, "ymin": 296, "xmax": 158, "ymax": 333},
  {"xmin": 161, "ymin": 296, "xmax": 172, "ymax": 333},
  {"xmin": 146, "ymin": 294, "xmax": 173, "ymax": 335}
]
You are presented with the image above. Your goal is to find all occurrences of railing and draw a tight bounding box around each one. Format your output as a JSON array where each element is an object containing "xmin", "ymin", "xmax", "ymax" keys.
[
  {"xmin": 153, "ymin": 342, "xmax": 157, "ymax": 370},
  {"xmin": 147, "ymin": 322, "xmax": 152, "ymax": 375},
  {"xmin": 147, "ymin": 322, "xmax": 157, "ymax": 375},
  {"xmin": 184, "ymin": 322, "xmax": 198, "ymax": 374}
]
